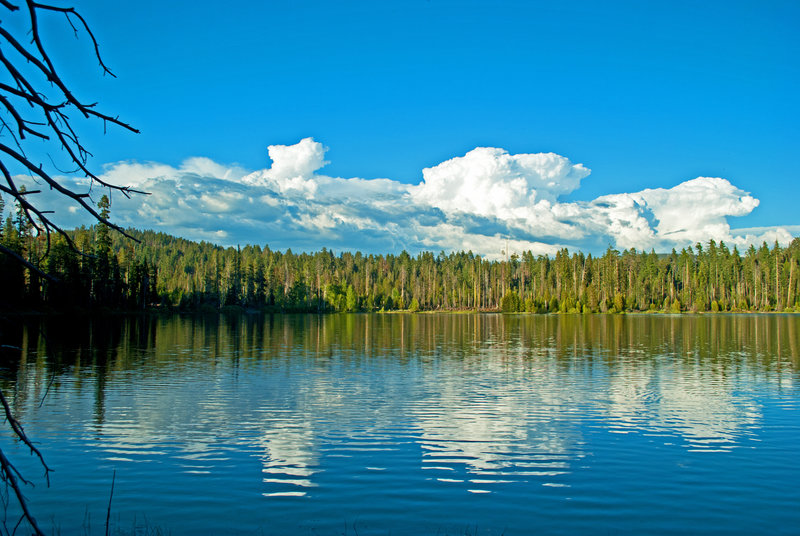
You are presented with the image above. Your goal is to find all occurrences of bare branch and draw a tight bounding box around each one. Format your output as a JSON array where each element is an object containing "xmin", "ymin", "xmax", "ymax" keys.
[
  {"xmin": 104, "ymin": 470, "xmax": 115, "ymax": 536},
  {"xmin": 0, "ymin": 83, "xmax": 60, "ymax": 110},
  {"xmin": 0, "ymin": 0, "xmax": 19, "ymax": 12},
  {"xmin": 0, "ymin": 2, "xmax": 145, "ymax": 531},
  {"xmin": 1, "ymin": 142, "xmax": 140, "ymax": 243},
  {"xmin": 0, "ymin": 21, "xmax": 138, "ymax": 133},
  {"xmin": 0, "ymin": 448, "xmax": 45, "ymax": 536},
  {"xmin": 1, "ymin": 0, "xmax": 144, "ymax": 257},
  {"xmin": 0, "ymin": 390, "xmax": 51, "ymax": 482},
  {"xmin": 0, "ymin": 244, "xmax": 58, "ymax": 282},
  {"xmin": 0, "ymin": 95, "xmax": 49, "ymax": 140},
  {"xmin": 1, "ymin": 158, "xmax": 90, "ymax": 252},
  {"xmin": 31, "ymin": 2, "xmax": 115, "ymax": 77},
  {"xmin": 0, "ymin": 388, "xmax": 49, "ymax": 536}
]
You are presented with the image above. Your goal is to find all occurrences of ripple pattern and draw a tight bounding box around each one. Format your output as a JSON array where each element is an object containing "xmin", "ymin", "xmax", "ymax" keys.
[{"xmin": 1, "ymin": 313, "xmax": 798, "ymax": 535}]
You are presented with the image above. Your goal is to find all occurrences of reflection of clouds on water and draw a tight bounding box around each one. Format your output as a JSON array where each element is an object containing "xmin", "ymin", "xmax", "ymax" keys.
[
  {"xmin": 22, "ymin": 312, "xmax": 795, "ymax": 519},
  {"xmin": 84, "ymin": 379, "xmax": 243, "ymax": 470},
  {"xmin": 254, "ymin": 375, "xmax": 353, "ymax": 497},
  {"xmin": 412, "ymin": 352, "xmax": 582, "ymax": 489},
  {"xmin": 416, "ymin": 395, "xmax": 528, "ymax": 472},
  {"xmin": 606, "ymin": 359, "xmax": 762, "ymax": 451},
  {"xmin": 257, "ymin": 414, "xmax": 318, "ymax": 496},
  {"xmin": 658, "ymin": 377, "xmax": 760, "ymax": 450}
]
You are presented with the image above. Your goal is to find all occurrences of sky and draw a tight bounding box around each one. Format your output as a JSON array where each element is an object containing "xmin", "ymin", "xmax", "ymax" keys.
[{"xmin": 6, "ymin": 0, "xmax": 800, "ymax": 258}]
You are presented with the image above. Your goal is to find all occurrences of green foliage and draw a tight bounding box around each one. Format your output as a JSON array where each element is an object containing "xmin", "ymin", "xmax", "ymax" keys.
[
  {"xmin": 346, "ymin": 284, "xmax": 358, "ymax": 312},
  {"xmin": 391, "ymin": 287, "xmax": 405, "ymax": 310},
  {"xmin": 613, "ymin": 293, "xmax": 625, "ymax": 312},
  {"xmin": 500, "ymin": 290, "xmax": 521, "ymax": 312},
  {"xmin": 1, "ymin": 226, "xmax": 799, "ymax": 316},
  {"xmin": 96, "ymin": 195, "xmax": 112, "ymax": 254}
]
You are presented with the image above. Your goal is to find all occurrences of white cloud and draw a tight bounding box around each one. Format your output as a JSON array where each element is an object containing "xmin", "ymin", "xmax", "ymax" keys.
[
  {"xmin": 242, "ymin": 138, "xmax": 328, "ymax": 198},
  {"xmin": 98, "ymin": 157, "xmax": 248, "ymax": 188},
  {"xmin": 412, "ymin": 147, "xmax": 590, "ymax": 216},
  {"xmin": 267, "ymin": 137, "xmax": 328, "ymax": 180},
  {"xmin": 98, "ymin": 161, "xmax": 178, "ymax": 188},
  {"xmin": 15, "ymin": 138, "xmax": 795, "ymax": 258},
  {"xmin": 585, "ymin": 177, "xmax": 789, "ymax": 251},
  {"xmin": 410, "ymin": 223, "xmax": 560, "ymax": 258},
  {"xmin": 182, "ymin": 157, "xmax": 248, "ymax": 182}
]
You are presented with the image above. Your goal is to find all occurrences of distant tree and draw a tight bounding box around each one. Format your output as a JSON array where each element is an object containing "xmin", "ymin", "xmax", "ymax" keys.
[
  {"xmin": 500, "ymin": 290, "xmax": 521, "ymax": 312},
  {"xmin": 391, "ymin": 287, "xmax": 404, "ymax": 310},
  {"xmin": 346, "ymin": 284, "xmax": 358, "ymax": 312},
  {"xmin": 613, "ymin": 293, "xmax": 625, "ymax": 313}
]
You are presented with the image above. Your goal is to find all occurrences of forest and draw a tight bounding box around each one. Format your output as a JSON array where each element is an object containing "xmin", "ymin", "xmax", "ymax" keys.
[{"xmin": 1, "ymin": 194, "xmax": 799, "ymax": 315}]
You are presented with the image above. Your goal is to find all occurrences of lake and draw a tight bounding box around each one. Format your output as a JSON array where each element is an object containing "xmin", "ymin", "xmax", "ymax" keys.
[{"xmin": 1, "ymin": 313, "xmax": 798, "ymax": 535}]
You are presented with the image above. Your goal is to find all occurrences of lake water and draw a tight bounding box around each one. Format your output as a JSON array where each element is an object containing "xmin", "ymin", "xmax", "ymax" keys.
[{"xmin": 1, "ymin": 313, "xmax": 799, "ymax": 535}]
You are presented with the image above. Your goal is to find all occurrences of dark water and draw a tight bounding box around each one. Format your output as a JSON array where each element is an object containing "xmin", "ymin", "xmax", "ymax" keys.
[{"xmin": 1, "ymin": 313, "xmax": 798, "ymax": 535}]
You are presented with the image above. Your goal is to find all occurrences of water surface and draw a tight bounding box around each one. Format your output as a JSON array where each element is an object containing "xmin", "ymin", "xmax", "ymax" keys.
[{"xmin": 1, "ymin": 313, "xmax": 798, "ymax": 535}]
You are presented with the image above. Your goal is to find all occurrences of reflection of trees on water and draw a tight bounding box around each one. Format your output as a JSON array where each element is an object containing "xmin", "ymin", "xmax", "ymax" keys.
[
  {"xmin": 508, "ymin": 314, "xmax": 796, "ymax": 449},
  {"xmin": 0, "ymin": 313, "xmax": 797, "ymax": 494},
  {"xmin": 7, "ymin": 312, "xmax": 796, "ymax": 375}
]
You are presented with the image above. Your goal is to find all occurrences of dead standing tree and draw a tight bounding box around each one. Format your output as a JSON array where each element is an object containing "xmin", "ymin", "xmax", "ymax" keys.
[{"xmin": 1, "ymin": 0, "xmax": 140, "ymax": 533}]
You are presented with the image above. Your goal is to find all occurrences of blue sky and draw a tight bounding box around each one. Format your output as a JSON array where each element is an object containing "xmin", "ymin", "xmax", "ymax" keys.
[{"xmin": 12, "ymin": 0, "xmax": 800, "ymax": 256}]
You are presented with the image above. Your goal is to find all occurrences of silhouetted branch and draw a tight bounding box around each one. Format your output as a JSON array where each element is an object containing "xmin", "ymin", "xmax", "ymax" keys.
[
  {"xmin": 0, "ymin": 244, "xmax": 57, "ymax": 282},
  {"xmin": 105, "ymin": 470, "xmax": 115, "ymax": 536},
  {"xmin": 0, "ymin": 0, "xmax": 144, "ymax": 255},
  {"xmin": 0, "ymin": 388, "xmax": 49, "ymax": 535},
  {"xmin": 1, "ymin": 2, "xmax": 141, "ymax": 531}
]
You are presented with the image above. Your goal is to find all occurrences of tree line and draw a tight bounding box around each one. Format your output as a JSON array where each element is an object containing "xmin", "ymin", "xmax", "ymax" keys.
[{"xmin": 2, "ymin": 194, "xmax": 799, "ymax": 314}]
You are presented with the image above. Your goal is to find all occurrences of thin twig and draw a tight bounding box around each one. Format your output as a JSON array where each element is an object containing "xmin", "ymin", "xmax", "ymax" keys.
[
  {"xmin": 0, "ymin": 244, "xmax": 57, "ymax": 283},
  {"xmin": 0, "ymin": 415, "xmax": 46, "ymax": 535},
  {"xmin": 38, "ymin": 370, "xmax": 56, "ymax": 408},
  {"xmin": 0, "ymin": 0, "xmax": 144, "ymax": 262},
  {"xmin": 104, "ymin": 470, "xmax": 115, "ymax": 536},
  {"xmin": 0, "ymin": 390, "xmax": 51, "ymax": 485}
]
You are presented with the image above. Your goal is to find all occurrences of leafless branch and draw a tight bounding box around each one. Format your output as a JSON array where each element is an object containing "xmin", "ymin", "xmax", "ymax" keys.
[
  {"xmin": 0, "ymin": 0, "xmax": 144, "ymax": 257},
  {"xmin": 1, "ymin": 4, "xmax": 142, "ymax": 528},
  {"xmin": 0, "ymin": 244, "xmax": 56, "ymax": 282},
  {"xmin": 31, "ymin": 2, "xmax": 116, "ymax": 77},
  {"xmin": 0, "ymin": 390, "xmax": 50, "ymax": 483},
  {"xmin": 0, "ymin": 388, "xmax": 49, "ymax": 535},
  {"xmin": 104, "ymin": 470, "xmax": 115, "ymax": 536}
]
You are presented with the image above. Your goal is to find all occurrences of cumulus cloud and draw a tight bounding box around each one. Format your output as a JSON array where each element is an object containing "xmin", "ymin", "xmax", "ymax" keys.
[
  {"xmin": 15, "ymin": 138, "xmax": 795, "ymax": 258},
  {"xmin": 413, "ymin": 147, "xmax": 590, "ymax": 213},
  {"xmin": 585, "ymin": 177, "xmax": 792, "ymax": 251},
  {"xmin": 265, "ymin": 137, "xmax": 328, "ymax": 180}
]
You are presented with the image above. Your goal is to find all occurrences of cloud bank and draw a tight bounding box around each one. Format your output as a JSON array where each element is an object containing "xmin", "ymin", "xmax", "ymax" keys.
[{"xmin": 25, "ymin": 138, "xmax": 794, "ymax": 259}]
